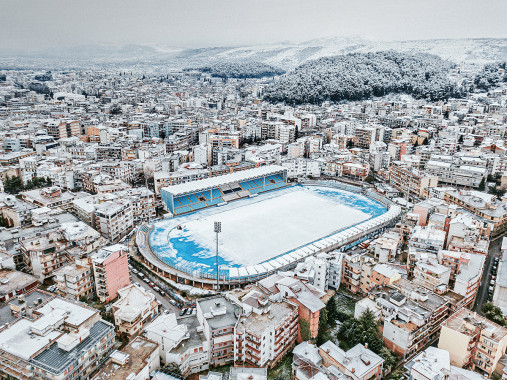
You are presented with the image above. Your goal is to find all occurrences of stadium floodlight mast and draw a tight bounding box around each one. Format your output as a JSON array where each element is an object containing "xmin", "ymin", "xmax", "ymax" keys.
[{"xmin": 214, "ymin": 221, "xmax": 221, "ymax": 292}]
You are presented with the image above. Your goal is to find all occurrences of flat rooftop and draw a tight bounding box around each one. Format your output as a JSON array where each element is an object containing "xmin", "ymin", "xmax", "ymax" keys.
[
  {"xmin": 198, "ymin": 296, "xmax": 238, "ymax": 330},
  {"xmin": 93, "ymin": 336, "xmax": 158, "ymax": 380},
  {"xmin": 30, "ymin": 320, "xmax": 113, "ymax": 376}
]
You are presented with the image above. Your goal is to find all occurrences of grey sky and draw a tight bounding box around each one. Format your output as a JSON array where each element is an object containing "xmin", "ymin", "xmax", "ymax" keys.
[{"xmin": 1, "ymin": 0, "xmax": 507, "ymax": 51}]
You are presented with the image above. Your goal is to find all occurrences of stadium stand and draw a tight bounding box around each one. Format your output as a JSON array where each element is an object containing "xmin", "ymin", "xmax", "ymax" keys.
[{"xmin": 161, "ymin": 165, "xmax": 288, "ymax": 215}]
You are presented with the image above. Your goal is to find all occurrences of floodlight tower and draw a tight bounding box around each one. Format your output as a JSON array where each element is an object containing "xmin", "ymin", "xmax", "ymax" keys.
[{"xmin": 214, "ymin": 221, "xmax": 221, "ymax": 292}]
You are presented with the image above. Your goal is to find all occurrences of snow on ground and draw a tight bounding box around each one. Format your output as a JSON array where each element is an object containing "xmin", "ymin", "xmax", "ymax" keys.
[
  {"xmin": 149, "ymin": 185, "xmax": 386, "ymax": 274},
  {"xmin": 175, "ymin": 189, "xmax": 369, "ymax": 266}
]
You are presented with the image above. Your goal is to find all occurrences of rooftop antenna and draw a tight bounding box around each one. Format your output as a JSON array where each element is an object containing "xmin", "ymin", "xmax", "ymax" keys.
[{"xmin": 214, "ymin": 221, "xmax": 221, "ymax": 292}]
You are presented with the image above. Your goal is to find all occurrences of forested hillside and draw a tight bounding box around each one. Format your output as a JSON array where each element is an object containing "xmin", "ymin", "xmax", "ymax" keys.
[{"xmin": 263, "ymin": 51, "xmax": 464, "ymax": 104}]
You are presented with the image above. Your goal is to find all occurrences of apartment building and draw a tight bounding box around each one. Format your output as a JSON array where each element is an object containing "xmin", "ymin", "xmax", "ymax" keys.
[
  {"xmin": 258, "ymin": 274, "xmax": 326, "ymax": 342},
  {"xmin": 21, "ymin": 186, "xmax": 77, "ymax": 210},
  {"xmin": 413, "ymin": 257, "xmax": 451, "ymax": 293},
  {"xmin": 375, "ymin": 279, "xmax": 452, "ymax": 361},
  {"xmin": 443, "ymin": 189, "xmax": 507, "ymax": 238},
  {"xmin": 91, "ymin": 244, "xmax": 130, "ymax": 303},
  {"xmin": 94, "ymin": 200, "xmax": 133, "ymax": 242},
  {"xmin": 438, "ymin": 308, "xmax": 507, "ymax": 377},
  {"xmin": 20, "ymin": 228, "xmax": 70, "ymax": 280},
  {"xmin": 493, "ymin": 240, "xmax": 507, "ymax": 314},
  {"xmin": 292, "ymin": 341, "xmax": 384, "ymax": 380},
  {"xmin": 342, "ymin": 252, "xmax": 362, "ymax": 293},
  {"xmin": 438, "ymin": 250, "xmax": 485, "ymax": 308},
  {"xmin": 425, "ymin": 160, "xmax": 487, "ymax": 188},
  {"xmin": 389, "ymin": 162, "xmax": 438, "ymax": 199},
  {"xmin": 112, "ymin": 284, "xmax": 160, "ymax": 337},
  {"xmin": 54, "ymin": 257, "xmax": 95, "ymax": 300},
  {"xmin": 144, "ymin": 313, "xmax": 209, "ymax": 376},
  {"xmin": 0, "ymin": 296, "xmax": 115, "ymax": 379},
  {"xmin": 196, "ymin": 296, "xmax": 239, "ymax": 366},
  {"xmin": 404, "ymin": 346, "xmax": 484, "ymax": 380},
  {"xmin": 0, "ymin": 193, "xmax": 35, "ymax": 227},
  {"xmin": 230, "ymin": 287, "xmax": 299, "ymax": 368}
]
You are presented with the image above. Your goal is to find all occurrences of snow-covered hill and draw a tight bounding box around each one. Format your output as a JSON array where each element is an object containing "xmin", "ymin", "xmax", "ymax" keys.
[{"xmin": 1, "ymin": 37, "xmax": 506, "ymax": 70}]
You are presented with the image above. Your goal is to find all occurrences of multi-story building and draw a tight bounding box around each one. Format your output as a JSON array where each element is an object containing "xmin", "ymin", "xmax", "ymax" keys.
[
  {"xmin": 438, "ymin": 250, "xmax": 485, "ymax": 308},
  {"xmin": 493, "ymin": 239, "xmax": 507, "ymax": 314},
  {"xmin": 443, "ymin": 189, "xmax": 507, "ymax": 238},
  {"xmin": 0, "ymin": 193, "xmax": 35, "ymax": 227},
  {"xmin": 91, "ymin": 244, "xmax": 130, "ymax": 303},
  {"xmin": 20, "ymin": 186, "xmax": 77, "ymax": 210},
  {"xmin": 389, "ymin": 162, "xmax": 438, "ymax": 199},
  {"xmin": 20, "ymin": 228, "xmax": 70, "ymax": 280},
  {"xmin": 53, "ymin": 257, "xmax": 95, "ymax": 301},
  {"xmin": 292, "ymin": 341, "xmax": 384, "ymax": 380},
  {"xmin": 230, "ymin": 287, "xmax": 299, "ymax": 368},
  {"xmin": 112, "ymin": 284, "xmax": 160, "ymax": 337},
  {"xmin": 438, "ymin": 308, "xmax": 507, "ymax": 377},
  {"xmin": 94, "ymin": 200, "xmax": 133, "ymax": 242},
  {"xmin": 413, "ymin": 257, "xmax": 451, "ymax": 293},
  {"xmin": 144, "ymin": 313, "xmax": 209, "ymax": 376},
  {"xmin": 196, "ymin": 296, "xmax": 239, "ymax": 366},
  {"xmin": 0, "ymin": 296, "xmax": 115, "ymax": 379},
  {"xmin": 342, "ymin": 252, "xmax": 362, "ymax": 293},
  {"xmin": 257, "ymin": 274, "xmax": 326, "ymax": 342}
]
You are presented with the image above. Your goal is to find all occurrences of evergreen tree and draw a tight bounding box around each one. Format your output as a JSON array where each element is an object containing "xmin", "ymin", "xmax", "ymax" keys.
[
  {"xmin": 478, "ymin": 177, "xmax": 486, "ymax": 191},
  {"xmin": 326, "ymin": 296, "xmax": 339, "ymax": 322}
]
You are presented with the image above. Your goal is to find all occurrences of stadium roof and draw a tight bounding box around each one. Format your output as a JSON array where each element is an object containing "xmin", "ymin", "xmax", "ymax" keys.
[{"xmin": 161, "ymin": 165, "xmax": 286, "ymax": 196}]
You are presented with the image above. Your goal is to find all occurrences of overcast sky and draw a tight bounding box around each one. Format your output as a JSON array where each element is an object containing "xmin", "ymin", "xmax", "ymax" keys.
[{"xmin": 1, "ymin": 0, "xmax": 507, "ymax": 51}]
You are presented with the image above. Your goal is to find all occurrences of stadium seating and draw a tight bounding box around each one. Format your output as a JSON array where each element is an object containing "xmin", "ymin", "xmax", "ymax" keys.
[{"xmin": 172, "ymin": 173, "xmax": 288, "ymax": 215}]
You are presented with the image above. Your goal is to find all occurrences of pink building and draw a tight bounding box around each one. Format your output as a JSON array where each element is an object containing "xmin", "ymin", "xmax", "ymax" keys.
[{"xmin": 92, "ymin": 244, "xmax": 130, "ymax": 302}]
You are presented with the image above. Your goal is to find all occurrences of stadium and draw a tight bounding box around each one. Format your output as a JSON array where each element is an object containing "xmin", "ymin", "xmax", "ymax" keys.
[{"xmin": 136, "ymin": 165, "xmax": 401, "ymax": 288}]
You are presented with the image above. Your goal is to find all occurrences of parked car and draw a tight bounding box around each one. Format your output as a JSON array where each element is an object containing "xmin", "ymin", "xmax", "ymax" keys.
[
  {"xmin": 169, "ymin": 299, "xmax": 176, "ymax": 306},
  {"xmin": 149, "ymin": 282, "xmax": 156, "ymax": 288},
  {"xmin": 160, "ymin": 291, "xmax": 166, "ymax": 297},
  {"xmin": 186, "ymin": 308, "xmax": 193, "ymax": 315},
  {"xmin": 153, "ymin": 286, "xmax": 160, "ymax": 292},
  {"xmin": 143, "ymin": 277, "xmax": 150, "ymax": 283},
  {"xmin": 164, "ymin": 310, "xmax": 170, "ymax": 315},
  {"xmin": 179, "ymin": 308, "xmax": 187, "ymax": 316},
  {"xmin": 132, "ymin": 269, "xmax": 138, "ymax": 275},
  {"xmin": 489, "ymin": 286, "xmax": 494, "ymax": 292}
]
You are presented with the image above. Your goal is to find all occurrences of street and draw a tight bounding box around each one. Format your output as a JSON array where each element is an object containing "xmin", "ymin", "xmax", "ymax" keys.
[
  {"xmin": 473, "ymin": 235, "xmax": 503, "ymax": 313},
  {"xmin": 130, "ymin": 271, "xmax": 183, "ymax": 317}
]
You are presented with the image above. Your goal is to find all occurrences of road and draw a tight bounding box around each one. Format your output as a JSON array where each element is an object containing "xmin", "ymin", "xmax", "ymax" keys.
[
  {"xmin": 473, "ymin": 235, "xmax": 502, "ymax": 313},
  {"xmin": 130, "ymin": 272, "xmax": 183, "ymax": 317}
]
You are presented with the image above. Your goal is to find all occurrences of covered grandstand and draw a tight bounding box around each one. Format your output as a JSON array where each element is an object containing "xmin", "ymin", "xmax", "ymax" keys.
[{"xmin": 160, "ymin": 165, "xmax": 288, "ymax": 215}]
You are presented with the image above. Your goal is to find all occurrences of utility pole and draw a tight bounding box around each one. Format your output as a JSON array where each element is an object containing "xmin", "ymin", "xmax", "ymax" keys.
[{"xmin": 214, "ymin": 221, "xmax": 221, "ymax": 292}]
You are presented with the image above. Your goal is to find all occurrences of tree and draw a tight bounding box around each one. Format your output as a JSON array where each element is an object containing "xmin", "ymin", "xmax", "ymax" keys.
[
  {"xmin": 379, "ymin": 347, "xmax": 398, "ymax": 370},
  {"xmin": 387, "ymin": 370, "xmax": 406, "ymax": 380},
  {"xmin": 482, "ymin": 302, "xmax": 506, "ymax": 326},
  {"xmin": 365, "ymin": 175, "xmax": 376, "ymax": 184},
  {"xmin": 336, "ymin": 309, "xmax": 384, "ymax": 353},
  {"xmin": 478, "ymin": 177, "xmax": 486, "ymax": 191},
  {"xmin": 299, "ymin": 318, "xmax": 312, "ymax": 341},
  {"xmin": 316, "ymin": 308, "xmax": 330, "ymax": 345},
  {"xmin": 4, "ymin": 175, "xmax": 23, "ymax": 194},
  {"xmin": 326, "ymin": 296, "xmax": 339, "ymax": 323}
]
